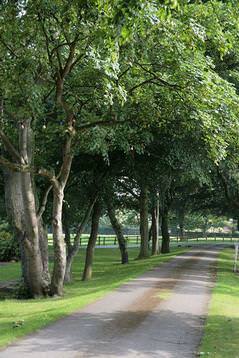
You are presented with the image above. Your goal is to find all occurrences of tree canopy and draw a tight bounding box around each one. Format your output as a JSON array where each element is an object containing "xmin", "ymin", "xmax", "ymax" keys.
[{"xmin": 1, "ymin": 0, "xmax": 239, "ymax": 298}]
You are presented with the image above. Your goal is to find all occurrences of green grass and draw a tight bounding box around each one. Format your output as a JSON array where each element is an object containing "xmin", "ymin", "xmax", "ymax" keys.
[
  {"xmin": 0, "ymin": 247, "xmax": 187, "ymax": 348},
  {"xmin": 199, "ymin": 249, "xmax": 239, "ymax": 358}
]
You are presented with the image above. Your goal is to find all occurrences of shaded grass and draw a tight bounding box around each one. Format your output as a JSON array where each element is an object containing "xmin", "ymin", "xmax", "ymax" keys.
[
  {"xmin": 0, "ymin": 246, "xmax": 187, "ymax": 348},
  {"xmin": 0, "ymin": 262, "xmax": 21, "ymax": 282},
  {"xmin": 199, "ymin": 249, "xmax": 239, "ymax": 357}
]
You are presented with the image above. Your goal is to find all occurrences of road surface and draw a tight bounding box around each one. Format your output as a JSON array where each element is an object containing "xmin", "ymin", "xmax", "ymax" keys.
[{"xmin": 0, "ymin": 247, "xmax": 220, "ymax": 358}]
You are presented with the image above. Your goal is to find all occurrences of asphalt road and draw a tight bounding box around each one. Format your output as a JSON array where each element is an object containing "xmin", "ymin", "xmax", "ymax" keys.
[{"xmin": 0, "ymin": 247, "xmax": 220, "ymax": 358}]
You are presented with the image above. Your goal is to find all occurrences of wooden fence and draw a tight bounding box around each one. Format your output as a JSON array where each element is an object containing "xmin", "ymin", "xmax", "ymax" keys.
[{"xmin": 48, "ymin": 232, "xmax": 239, "ymax": 247}]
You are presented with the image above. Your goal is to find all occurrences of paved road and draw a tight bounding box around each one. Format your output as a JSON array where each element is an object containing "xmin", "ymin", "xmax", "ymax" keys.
[{"xmin": 0, "ymin": 247, "xmax": 220, "ymax": 358}]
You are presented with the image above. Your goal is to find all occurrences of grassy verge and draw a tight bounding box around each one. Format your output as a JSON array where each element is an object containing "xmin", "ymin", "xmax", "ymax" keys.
[
  {"xmin": 0, "ymin": 247, "xmax": 187, "ymax": 348},
  {"xmin": 199, "ymin": 249, "xmax": 239, "ymax": 357}
]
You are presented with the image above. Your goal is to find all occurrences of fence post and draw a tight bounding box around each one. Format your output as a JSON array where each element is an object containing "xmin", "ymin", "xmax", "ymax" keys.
[
  {"xmin": 99, "ymin": 236, "xmax": 101, "ymax": 246},
  {"xmin": 114, "ymin": 236, "xmax": 117, "ymax": 245}
]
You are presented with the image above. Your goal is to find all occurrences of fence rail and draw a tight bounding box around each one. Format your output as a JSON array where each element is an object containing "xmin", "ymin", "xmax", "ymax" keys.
[{"xmin": 48, "ymin": 233, "xmax": 239, "ymax": 247}]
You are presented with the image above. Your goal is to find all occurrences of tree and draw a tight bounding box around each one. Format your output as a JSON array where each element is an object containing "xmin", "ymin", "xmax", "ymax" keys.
[
  {"xmin": 82, "ymin": 200, "xmax": 102, "ymax": 281},
  {"xmin": 0, "ymin": 1, "xmax": 136, "ymax": 296},
  {"xmin": 1, "ymin": 0, "xmax": 239, "ymax": 297}
]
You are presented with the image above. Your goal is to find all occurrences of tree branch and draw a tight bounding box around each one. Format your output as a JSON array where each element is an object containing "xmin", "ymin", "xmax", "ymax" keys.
[
  {"xmin": 37, "ymin": 13, "xmax": 53, "ymax": 67},
  {"xmin": 118, "ymin": 180, "xmax": 140, "ymax": 199},
  {"xmin": 72, "ymin": 194, "xmax": 98, "ymax": 252},
  {"xmin": 0, "ymin": 36, "xmax": 18, "ymax": 58},
  {"xmin": 136, "ymin": 62, "xmax": 180, "ymax": 89},
  {"xmin": 129, "ymin": 77, "xmax": 156, "ymax": 93},
  {"xmin": 0, "ymin": 156, "xmax": 28, "ymax": 172},
  {"xmin": 0, "ymin": 130, "xmax": 21, "ymax": 163},
  {"xmin": 58, "ymin": 134, "xmax": 73, "ymax": 187},
  {"xmin": 37, "ymin": 184, "xmax": 53, "ymax": 219},
  {"xmin": 77, "ymin": 119, "xmax": 125, "ymax": 132}
]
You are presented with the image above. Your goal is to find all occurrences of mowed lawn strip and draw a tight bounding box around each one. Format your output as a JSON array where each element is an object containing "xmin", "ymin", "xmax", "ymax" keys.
[
  {"xmin": 0, "ymin": 247, "xmax": 187, "ymax": 348},
  {"xmin": 199, "ymin": 249, "xmax": 239, "ymax": 358}
]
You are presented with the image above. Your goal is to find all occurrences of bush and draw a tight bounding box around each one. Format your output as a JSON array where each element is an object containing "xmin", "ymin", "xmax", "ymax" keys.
[{"xmin": 0, "ymin": 231, "xmax": 20, "ymax": 262}]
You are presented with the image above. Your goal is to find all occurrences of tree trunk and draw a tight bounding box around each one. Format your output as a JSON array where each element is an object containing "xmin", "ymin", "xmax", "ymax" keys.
[
  {"xmin": 202, "ymin": 217, "xmax": 208, "ymax": 238},
  {"xmin": 38, "ymin": 219, "xmax": 50, "ymax": 285},
  {"xmin": 64, "ymin": 212, "xmax": 74, "ymax": 284},
  {"xmin": 64, "ymin": 252, "xmax": 74, "ymax": 283},
  {"xmin": 82, "ymin": 201, "xmax": 101, "ymax": 281},
  {"xmin": 4, "ymin": 168, "xmax": 49, "ymax": 297},
  {"xmin": 178, "ymin": 209, "xmax": 185, "ymax": 241},
  {"xmin": 138, "ymin": 183, "xmax": 149, "ymax": 259},
  {"xmin": 63, "ymin": 219, "xmax": 71, "ymax": 256},
  {"xmin": 50, "ymin": 185, "xmax": 66, "ymax": 296},
  {"xmin": 107, "ymin": 202, "xmax": 128, "ymax": 264},
  {"xmin": 64, "ymin": 197, "xmax": 97, "ymax": 283},
  {"xmin": 161, "ymin": 209, "xmax": 170, "ymax": 254},
  {"xmin": 151, "ymin": 202, "xmax": 159, "ymax": 256},
  {"xmin": 19, "ymin": 119, "xmax": 48, "ymax": 297},
  {"xmin": 20, "ymin": 171, "xmax": 47, "ymax": 297},
  {"xmin": 49, "ymin": 129, "xmax": 74, "ymax": 293},
  {"xmin": 148, "ymin": 224, "xmax": 152, "ymax": 244}
]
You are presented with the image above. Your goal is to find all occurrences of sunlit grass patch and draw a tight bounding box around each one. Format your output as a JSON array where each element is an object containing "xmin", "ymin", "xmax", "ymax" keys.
[{"xmin": 199, "ymin": 249, "xmax": 239, "ymax": 358}]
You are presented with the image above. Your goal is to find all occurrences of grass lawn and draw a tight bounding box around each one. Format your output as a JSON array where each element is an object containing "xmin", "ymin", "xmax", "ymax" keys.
[
  {"xmin": 199, "ymin": 249, "xmax": 239, "ymax": 357},
  {"xmin": 0, "ymin": 246, "xmax": 187, "ymax": 349}
]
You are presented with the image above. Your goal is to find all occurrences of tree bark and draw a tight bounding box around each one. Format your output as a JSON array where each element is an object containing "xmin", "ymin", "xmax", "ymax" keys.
[
  {"xmin": 107, "ymin": 202, "xmax": 128, "ymax": 264},
  {"xmin": 138, "ymin": 183, "xmax": 149, "ymax": 259},
  {"xmin": 82, "ymin": 201, "xmax": 101, "ymax": 281},
  {"xmin": 178, "ymin": 209, "xmax": 185, "ymax": 241},
  {"xmin": 63, "ymin": 218, "xmax": 71, "ymax": 256},
  {"xmin": 63, "ymin": 211, "xmax": 73, "ymax": 282},
  {"xmin": 64, "ymin": 253, "xmax": 74, "ymax": 283},
  {"xmin": 20, "ymin": 170, "xmax": 46, "ymax": 297},
  {"xmin": 202, "ymin": 216, "xmax": 208, "ymax": 238},
  {"xmin": 151, "ymin": 201, "xmax": 159, "ymax": 256},
  {"xmin": 161, "ymin": 209, "xmax": 170, "ymax": 254},
  {"xmin": 148, "ymin": 224, "xmax": 152, "ymax": 244},
  {"xmin": 3, "ymin": 168, "xmax": 49, "ymax": 297},
  {"xmin": 50, "ymin": 184, "xmax": 66, "ymax": 296},
  {"xmin": 38, "ymin": 218, "xmax": 50, "ymax": 285},
  {"xmin": 64, "ymin": 196, "xmax": 97, "ymax": 283},
  {"xmin": 48, "ymin": 124, "xmax": 74, "ymax": 294}
]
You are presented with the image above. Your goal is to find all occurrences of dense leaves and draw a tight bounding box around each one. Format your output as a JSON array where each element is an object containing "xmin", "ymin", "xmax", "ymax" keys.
[{"xmin": 1, "ymin": 0, "xmax": 239, "ymax": 295}]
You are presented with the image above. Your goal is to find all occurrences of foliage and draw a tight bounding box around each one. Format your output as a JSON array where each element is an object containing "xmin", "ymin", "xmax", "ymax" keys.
[
  {"xmin": 1, "ymin": 0, "xmax": 239, "ymax": 297},
  {"xmin": 0, "ymin": 231, "xmax": 19, "ymax": 262}
]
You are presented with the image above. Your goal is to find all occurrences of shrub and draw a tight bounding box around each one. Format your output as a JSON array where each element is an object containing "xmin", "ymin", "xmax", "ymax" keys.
[{"xmin": 0, "ymin": 231, "xmax": 20, "ymax": 262}]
